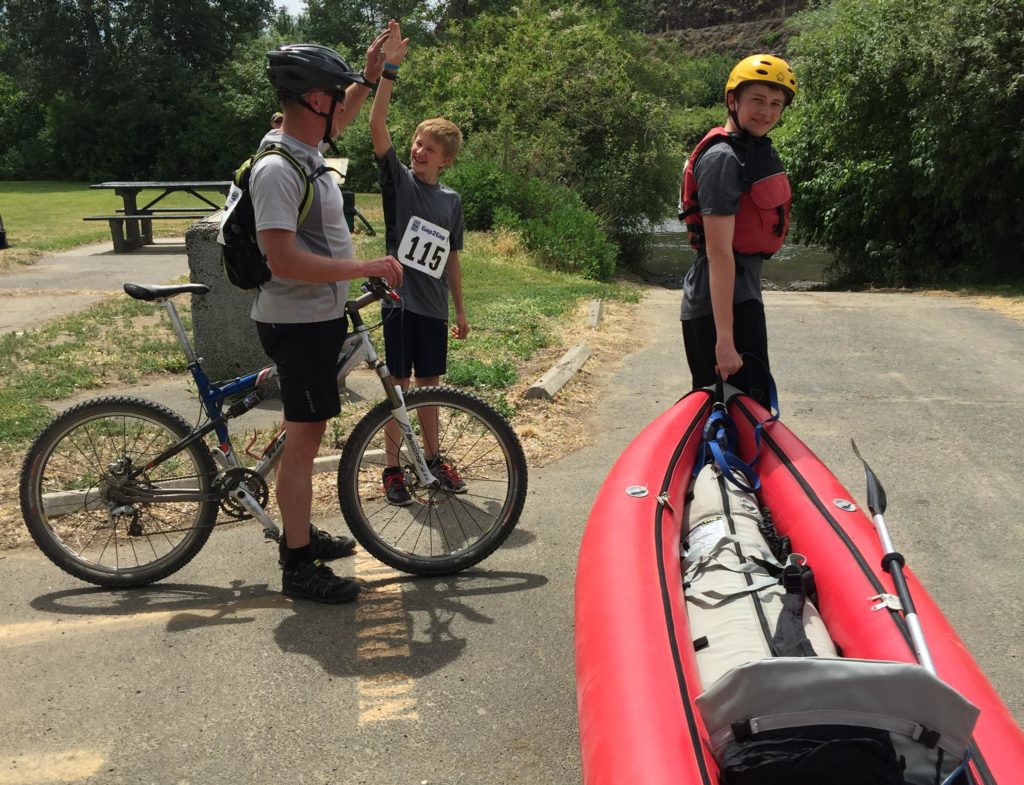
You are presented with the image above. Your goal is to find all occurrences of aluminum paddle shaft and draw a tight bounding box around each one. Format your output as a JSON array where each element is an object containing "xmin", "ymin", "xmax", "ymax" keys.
[{"xmin": 851, "ymin": 440, "xmax": 937, "ymax": 675}]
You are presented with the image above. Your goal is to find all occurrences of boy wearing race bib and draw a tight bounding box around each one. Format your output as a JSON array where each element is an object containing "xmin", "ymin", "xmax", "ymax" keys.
[{"xmin": 370, "ymin": 20, "xmax": 468, "ymax": 506}]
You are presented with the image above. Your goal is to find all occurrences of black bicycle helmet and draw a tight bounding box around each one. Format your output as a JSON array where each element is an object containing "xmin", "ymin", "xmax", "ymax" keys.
[{"xmin": 266, "ymin": 43, "xmax": 369, "ymax": 97}]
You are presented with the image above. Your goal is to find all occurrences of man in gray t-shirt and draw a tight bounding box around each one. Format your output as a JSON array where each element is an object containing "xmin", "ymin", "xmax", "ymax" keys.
[{"xmin": 254, "ymin": 41, "xmax": 402, "ymax": 604}]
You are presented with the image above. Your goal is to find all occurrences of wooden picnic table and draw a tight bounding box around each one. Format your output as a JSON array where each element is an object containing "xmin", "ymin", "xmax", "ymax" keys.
[{"xmin": 86, "ymin": 180, "xmax": 231, "ymax": 252}]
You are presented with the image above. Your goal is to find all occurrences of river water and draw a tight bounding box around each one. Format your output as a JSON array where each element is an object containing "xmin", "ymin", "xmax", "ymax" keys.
[{"xmin": 643, "ymin": 218, "xmax": 833, "ymax": 288}]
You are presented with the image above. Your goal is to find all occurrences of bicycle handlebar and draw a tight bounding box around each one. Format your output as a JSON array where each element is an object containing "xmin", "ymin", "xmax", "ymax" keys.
[{"xmin": 362, "ymin": 277, "xmax": 401, "ymax": 303}]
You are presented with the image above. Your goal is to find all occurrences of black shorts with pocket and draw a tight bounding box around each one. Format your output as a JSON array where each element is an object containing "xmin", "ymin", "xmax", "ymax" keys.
[
  {"xmin": 681, "ymin": 299, "xmax": 770, "ymax": 408},
  {"xmin": 256, "ymin": 317, "xmax": 347, "ymax": 423},
  {"xmin": 381, "ymin": 307, "xmax": 448, "ymax": 380}
]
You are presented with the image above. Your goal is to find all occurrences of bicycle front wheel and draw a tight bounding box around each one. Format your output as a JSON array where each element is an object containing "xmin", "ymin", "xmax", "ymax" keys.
[
  {"xmin": 338, "ymin": 387, "xmax": 528, "ymax": 575},
  {"xmin": 19, "ymin": 396, "xmax": 219, "ymax": 588}
]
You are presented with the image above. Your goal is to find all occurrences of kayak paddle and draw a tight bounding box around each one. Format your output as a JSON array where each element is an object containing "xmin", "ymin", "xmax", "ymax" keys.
[{"xmin": 851, "ymin": 439, "xmax": 937, "ymax": 675}]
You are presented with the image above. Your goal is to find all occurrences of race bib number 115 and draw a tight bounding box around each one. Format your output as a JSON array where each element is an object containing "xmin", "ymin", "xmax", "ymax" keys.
[{"xmin": 397, "ymin": 216, "xmax": 450, "ymax": 279}]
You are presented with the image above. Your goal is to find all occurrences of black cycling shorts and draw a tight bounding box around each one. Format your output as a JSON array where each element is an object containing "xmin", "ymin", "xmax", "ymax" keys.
[
  {"xmin": 381, "ymin": 307, "xmax": 448, "ymax": 380},
  {"xmin": 256, "ymin": 317, "xmax": 347, "ymax": 423}
]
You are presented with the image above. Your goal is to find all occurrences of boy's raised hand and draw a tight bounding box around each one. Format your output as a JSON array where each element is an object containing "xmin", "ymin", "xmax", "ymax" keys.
[{"xmin": 381, "ymin": 18, "xmax": 410, "ymax": 66}]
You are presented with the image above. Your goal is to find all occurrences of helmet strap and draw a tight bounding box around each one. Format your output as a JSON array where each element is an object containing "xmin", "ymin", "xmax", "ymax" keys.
[
  {"xmin": 726, "ymin": 93, "xmax": 742, "ymax": 132},
  {"xmin": 293, "ymin": 92, "xmax": 345, "ymax": 154},
  {"xmin": 724, "ymin": 92, "xmax": 741, "ymax": 130},
  {"xmin": 321, "ymin": 94, "xmax": 339, "ymax": 150}
]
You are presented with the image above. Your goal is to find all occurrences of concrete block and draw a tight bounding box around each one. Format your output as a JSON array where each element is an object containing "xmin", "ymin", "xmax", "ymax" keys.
[
  {"xmin": 186, "ymin": 215, "xmax": 272, "ymax": 380},
  {"xmin": 587, "ymin": 299, "xmax": 603, "ymax": 328},
  {"xmin": 524, "ymin": 343, "xmax": 592, "ymax": 401}
]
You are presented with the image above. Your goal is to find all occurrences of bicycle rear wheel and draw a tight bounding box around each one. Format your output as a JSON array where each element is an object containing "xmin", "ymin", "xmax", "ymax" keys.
[
  {"xmin": 338, "ymin": 387, "xmax": 528, "ymax": 575},
  {"xmin": 19, "ymin": 396, "xmax": 218, "ymax": 588}
]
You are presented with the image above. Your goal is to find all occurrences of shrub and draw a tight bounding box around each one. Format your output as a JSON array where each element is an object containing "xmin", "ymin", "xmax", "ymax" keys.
[
  {"xmin": 444, "ymin": 157, "xmax": 516, "ymax": 231},
  {"xmin": 783, "ymin": 0, "xmax": 1024, "ymax": 285},
  {"xmin": 445, "ymin": 157, "xmax": 618, "ymax": 280},
  {"xmin": 516, "ymin": 207, "xmax": 617, "ymax": 281}
]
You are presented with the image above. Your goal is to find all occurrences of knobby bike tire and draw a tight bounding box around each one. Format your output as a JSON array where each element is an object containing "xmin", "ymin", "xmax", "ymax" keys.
[
  {"xmin": 19, "ymin": 396, "xmax": 218, "ymax": 588},
  {"xmin": 337, "ymin": 387, "xmax": 528, "ymax": 575}
]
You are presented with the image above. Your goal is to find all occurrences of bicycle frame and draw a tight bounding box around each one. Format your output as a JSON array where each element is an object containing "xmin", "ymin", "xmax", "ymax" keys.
[{"xmin": 127, "ymin": 282, "xmax": 438, "ymax": 541}]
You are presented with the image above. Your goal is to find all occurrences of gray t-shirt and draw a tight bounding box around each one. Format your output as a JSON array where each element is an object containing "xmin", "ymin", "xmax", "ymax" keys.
[
  {"xmin": 250, "ymin": 131, "xmax": 353, "ymax": 324},
  {"xmin": 680, "ymin": 141, "xmax": 765, "ymax": 321},
  {"xmin": 378, "ymin": 146, "xmax": 465, "ymax": 321}
]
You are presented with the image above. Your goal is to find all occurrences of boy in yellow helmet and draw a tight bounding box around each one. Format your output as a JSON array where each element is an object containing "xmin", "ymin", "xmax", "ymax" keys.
[{"xmin": 678, "ymin": 54, "xmax": 796, "ymax": 405}]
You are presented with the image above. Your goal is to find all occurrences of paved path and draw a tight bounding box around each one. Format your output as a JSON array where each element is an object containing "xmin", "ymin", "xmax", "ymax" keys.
[
  {"xmin": 768, "ymin": 290, "xmax": 1024, "ymax": 721},
  {"xmin": 0, "ymin": 253, "xmax": 1021, "ymax": 783},
  {"xmin": 0, "ymin": 239, "xmax": 189, "ymax": 334}
]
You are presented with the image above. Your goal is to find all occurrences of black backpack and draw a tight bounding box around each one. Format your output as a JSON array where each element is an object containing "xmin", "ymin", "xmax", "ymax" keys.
[{"xmin": 218, "ymin": 143, "xmax": 314, "ymax": 290}]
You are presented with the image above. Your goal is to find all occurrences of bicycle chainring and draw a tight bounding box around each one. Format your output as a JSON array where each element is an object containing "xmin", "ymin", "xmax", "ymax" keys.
[{"xmin": 215, "ymin": 467, "xmax": 270, "ymax": 520}]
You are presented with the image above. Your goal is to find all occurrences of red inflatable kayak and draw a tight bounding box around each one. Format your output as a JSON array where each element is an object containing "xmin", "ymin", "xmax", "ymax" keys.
[{"xmin": 575, "ymin": 388, "xmax": 1024, "ymax": 785}]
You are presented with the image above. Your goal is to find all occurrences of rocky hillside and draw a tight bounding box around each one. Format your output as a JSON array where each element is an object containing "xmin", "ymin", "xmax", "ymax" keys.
[{"xmin": 649, "ymin": 0, "xmax": 809, "ymax": 57}]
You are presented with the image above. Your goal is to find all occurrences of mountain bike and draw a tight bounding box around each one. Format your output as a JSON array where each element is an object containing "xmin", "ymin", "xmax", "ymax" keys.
[{"xmin": 19, "ymin": 279, "xmax": 528, "ymax": 588}]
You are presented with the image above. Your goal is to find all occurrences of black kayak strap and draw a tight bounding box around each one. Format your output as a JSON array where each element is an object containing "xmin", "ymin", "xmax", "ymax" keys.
[{"xmin": 771, "ymin": 557, "xmax": 818, "ymax": 658}]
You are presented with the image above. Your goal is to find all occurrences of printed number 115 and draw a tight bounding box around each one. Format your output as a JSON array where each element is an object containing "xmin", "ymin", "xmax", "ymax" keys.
[{"xmin": 404, "ymin": 236, "xmax": 446, "ymax": 271}]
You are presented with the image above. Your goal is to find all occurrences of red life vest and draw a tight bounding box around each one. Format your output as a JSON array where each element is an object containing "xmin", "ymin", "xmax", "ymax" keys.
[{"xmin": 678, "ymin": 127, "xmax": 791, "ymax": 257}]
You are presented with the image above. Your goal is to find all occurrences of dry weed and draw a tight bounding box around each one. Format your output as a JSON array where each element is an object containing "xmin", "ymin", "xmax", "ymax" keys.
[{"xmin": 0, "ymin": 294, "xmax": 644, "ymax": 549}]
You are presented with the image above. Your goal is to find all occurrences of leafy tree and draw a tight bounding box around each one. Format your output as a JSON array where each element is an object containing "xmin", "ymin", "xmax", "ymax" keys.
[
  {"xmin": 0, "ymin": 0, "xmax": 275, "ymax": 179},
  {"xmin": 381, "ymin": 1, "xmax": 680, "ymax": 248},
  {"xmin": 298, "ymin": 0, "xmax": 435, "ymax": 52},
  {"xmin": 781, "ymin": 0, "xmax": 1024, "ymax": 285}
]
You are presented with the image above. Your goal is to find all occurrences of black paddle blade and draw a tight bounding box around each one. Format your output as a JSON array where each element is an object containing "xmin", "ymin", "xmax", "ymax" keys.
[{"xmin": 851, "ymin": 439, "xmax": 887, "ymax": 516}]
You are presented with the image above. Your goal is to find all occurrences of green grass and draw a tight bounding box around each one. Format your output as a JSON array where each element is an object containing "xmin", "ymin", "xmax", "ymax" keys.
[
  {"xmin": 0, "ymin": 180, "xmax": 228, "ymax": 259},
  {"xmin": 0, "ymin": 297, "xmax": 187, "ymax": 442},
  {"xmin": 0, "ymin": 185, "xmax": 640, "ymax": 448},
  {"xmin": 351, "ymin": 225, "xmax": 640, "ymax": 390}
]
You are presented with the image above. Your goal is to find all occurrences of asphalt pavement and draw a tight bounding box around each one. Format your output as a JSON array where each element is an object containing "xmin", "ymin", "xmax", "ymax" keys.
[
  {"xmin": 0, "ymin": 238, "xmax": 191, "ymax": 334},
  {"xmin": 0, "ymin": 241, "xmax": 1022, "ymax": 784}
]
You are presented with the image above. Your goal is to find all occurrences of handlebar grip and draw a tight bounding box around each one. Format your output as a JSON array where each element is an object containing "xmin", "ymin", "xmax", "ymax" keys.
[{"xmin": 365, "ymin": 276, "xmax": 401, "ymax": 302}]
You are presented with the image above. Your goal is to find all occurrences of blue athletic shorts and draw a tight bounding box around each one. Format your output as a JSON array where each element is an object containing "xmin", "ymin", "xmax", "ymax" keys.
[
  {"xmin": 381, "ymin": 307, "xmax": 448, "ymax": 380},
  {"xmin": 256, "ymin": 317, "xmax": 347, "ymax": 422}
]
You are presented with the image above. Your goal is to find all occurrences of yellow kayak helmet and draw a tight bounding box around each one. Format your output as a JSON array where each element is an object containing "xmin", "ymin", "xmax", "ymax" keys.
[{"xmin": 725, "ymin": 55, "xmax": 797, "ymax": 105}]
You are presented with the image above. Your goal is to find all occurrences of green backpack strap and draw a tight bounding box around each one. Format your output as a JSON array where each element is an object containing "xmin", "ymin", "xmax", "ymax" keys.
[{"xmin": 239, "ymin": 143, "xmax": 315, "ymax": 225}]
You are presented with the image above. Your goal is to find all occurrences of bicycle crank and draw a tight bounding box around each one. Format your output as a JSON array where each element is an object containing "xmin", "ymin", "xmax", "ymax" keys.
[
  {"xmin": 215, "ymin": 467, "xmax": 270, "ymax": 520},
  {"xmin": 214, "ymin": 467, "xmax": 280, "ymax": 541}
]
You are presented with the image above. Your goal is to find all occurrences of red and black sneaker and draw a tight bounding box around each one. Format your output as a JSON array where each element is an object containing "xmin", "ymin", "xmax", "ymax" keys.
[
  {"xmin": 428, "ymin": 456, "xmax": 467, "ymax": 493},
  {"xmin": 382, "ymin": 466, "xmax": 413, "ymax": 506}
]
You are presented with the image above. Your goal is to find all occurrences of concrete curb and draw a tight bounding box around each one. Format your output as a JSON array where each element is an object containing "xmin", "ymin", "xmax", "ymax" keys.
[{"xmin": 312, "ymin": 454, "xmax": 339, "ymax": 476}]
